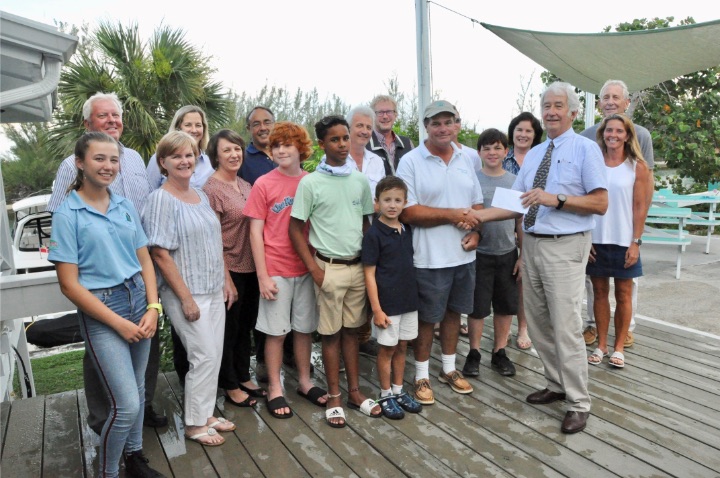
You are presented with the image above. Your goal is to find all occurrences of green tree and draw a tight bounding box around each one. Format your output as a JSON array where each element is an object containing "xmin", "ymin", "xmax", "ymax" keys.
[
  {"xmin": 50, "ymin": 21, "xmax": 230, "ymax": 161},
  {"xmin": 1, "ymin": 123, "xmax": 58, "ymax": 202}
]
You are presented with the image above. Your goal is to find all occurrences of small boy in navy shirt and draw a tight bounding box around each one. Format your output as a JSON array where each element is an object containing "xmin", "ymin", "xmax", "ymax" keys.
[{"xmin": 362, "ymin": 176, "xmax": 423, "ymax": 419}]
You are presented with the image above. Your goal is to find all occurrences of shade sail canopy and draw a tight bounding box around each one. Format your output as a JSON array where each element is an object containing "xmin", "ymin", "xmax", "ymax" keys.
[{"xmin": 482, "ymin": 19, "xmax": 720, "ymax": 94}]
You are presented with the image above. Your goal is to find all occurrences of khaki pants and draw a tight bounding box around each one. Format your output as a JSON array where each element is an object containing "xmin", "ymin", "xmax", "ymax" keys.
[{"xmin": 523, "ymin": 232, "xmax": 591, "ymax": 412}]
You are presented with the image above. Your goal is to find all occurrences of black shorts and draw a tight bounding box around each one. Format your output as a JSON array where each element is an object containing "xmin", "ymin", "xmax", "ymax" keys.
[{"xmin": 469, "ymin": 249, "xmax": 519, "ymax": 319}]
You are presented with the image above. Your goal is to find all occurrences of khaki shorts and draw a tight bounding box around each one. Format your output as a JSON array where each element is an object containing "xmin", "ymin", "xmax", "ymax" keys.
[
  {"xmin": 314, "ymin": 256, "xmax": 367, "ymax": 335},
  {"xmin": 255, "ymin": 274, "xmax": 318, "ymax": 336}
]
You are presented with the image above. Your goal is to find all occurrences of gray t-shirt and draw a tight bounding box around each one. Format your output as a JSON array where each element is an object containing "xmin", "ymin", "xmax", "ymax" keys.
[
  {"xmin": 477, "ymin": 170, "xmax": 517, "ymax": 256},
  {"xmin": 581, "ymin": 122, "xmax": 655, "ymax": 170}
]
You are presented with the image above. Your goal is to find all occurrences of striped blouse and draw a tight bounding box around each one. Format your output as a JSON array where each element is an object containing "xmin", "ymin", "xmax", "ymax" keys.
[{"xmin": 141, "ymin": 188, "xmax": 224, "ymax": 295}]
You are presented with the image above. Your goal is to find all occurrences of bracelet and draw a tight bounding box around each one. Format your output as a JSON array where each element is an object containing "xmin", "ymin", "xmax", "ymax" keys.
[{"xmin": 146, "ymin": 302, "xmax": 163, "ymax": 315}]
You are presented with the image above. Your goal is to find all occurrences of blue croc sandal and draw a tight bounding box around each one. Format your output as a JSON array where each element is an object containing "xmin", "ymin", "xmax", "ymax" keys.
[
  {"xmin": 378, "ymin": 396, "xmax": 405, "ymax": 420},
  {"xmin": 396, "ymin": 391, "xmax": 423, "ymax": 414}
]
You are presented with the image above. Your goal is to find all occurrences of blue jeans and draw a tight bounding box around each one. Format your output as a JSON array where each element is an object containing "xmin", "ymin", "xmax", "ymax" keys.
[{"xmin": 78, "ymin": 273, "xmax": 150, "ymax": 478}]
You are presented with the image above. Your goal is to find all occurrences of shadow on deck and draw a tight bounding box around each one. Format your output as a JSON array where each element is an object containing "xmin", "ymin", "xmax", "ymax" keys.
[{"xmin": 2, "ymin": 317, "xmax": 720, "ymax": 477}]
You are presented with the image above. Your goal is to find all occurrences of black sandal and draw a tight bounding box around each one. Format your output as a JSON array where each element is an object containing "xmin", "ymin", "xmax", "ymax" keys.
[
  {"xmin": 266, "ymin": 396, "xmax": 293, "ymax": 419},
  {"xmin": 239, "ymin": 383, "xmax": 267, "ymax": 398}
]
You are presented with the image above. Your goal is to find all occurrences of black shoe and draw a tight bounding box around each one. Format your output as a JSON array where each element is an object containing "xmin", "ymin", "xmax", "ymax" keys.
[
  {"xmin": 358, "ymin": 338, "xmax": 379, "ymax": 357},
  {"xmin": 491, "ymin": 348, "xmax": 516, "ymax": 377},
  {"xmin": 143, "ymin": 405, "xmax": 168, "ymax": 428},
  {"xmin": 462, "ymin": 349, "xmax": 481, "ymax": 377},
  {"xmin": 124, "ymin": 450, "xmax": 165, "ymax": 478}
]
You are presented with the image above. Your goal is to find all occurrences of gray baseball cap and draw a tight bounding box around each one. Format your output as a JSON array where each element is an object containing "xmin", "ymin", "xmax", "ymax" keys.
[{"xmin": 423, "ymin": 100, "xmax": 458, "ymax": 119}]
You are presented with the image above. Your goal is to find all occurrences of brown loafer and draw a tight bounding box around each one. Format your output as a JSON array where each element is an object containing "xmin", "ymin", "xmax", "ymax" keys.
[
  {"xmin": 526, "ymin": 388, "xmax": 566, "ymax": 404},
  {"xmin": 561, "ymin": 411, "xmax": 589, "ymax": 434},
  {"xmin": 624, "ymin": 330, "xmax": 635, "ymax": 348}
]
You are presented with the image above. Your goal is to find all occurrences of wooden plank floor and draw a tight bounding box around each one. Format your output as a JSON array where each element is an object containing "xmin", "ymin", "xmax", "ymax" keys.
[{"xmin": 2, "ymin": 317, "xmax": 719, "ymax": 477}]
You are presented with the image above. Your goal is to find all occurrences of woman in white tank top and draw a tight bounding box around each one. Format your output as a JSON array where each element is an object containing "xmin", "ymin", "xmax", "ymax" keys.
[{"xmin": 586, "ymin": 114, "xmax": 651, "ymax": 369}]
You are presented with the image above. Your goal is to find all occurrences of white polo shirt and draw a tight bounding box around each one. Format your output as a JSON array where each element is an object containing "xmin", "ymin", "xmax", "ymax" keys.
[{"xmin": 397, "ymin": 142, "xmax": 483, "ymax": 269}]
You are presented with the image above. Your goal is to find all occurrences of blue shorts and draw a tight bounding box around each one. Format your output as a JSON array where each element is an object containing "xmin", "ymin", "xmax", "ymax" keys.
[{"xmin": 415, "ymin": 262, "xmax": 475, "ymax": 324}]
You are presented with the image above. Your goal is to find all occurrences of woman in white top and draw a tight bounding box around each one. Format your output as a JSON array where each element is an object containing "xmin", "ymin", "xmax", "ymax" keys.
[
  {"xmin": 146, "ymin": 105, "xmax": 214, "ymax": 189},
  {"xmin": 142, "ymin": 131, "xmax": 237, "ymax": 446},
  {"xmin": 586, "ymin": 114, "xmax": 650, "ymax": 369}
]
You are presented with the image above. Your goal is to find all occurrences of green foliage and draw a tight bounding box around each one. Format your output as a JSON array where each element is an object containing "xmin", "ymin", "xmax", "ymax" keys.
[
  {"xmin": 1, "ymin": 123, "xmax": 58, "ymax": 202},
  {"xmin": 14, "ymin": 350, "xmax": 85, "ymax": 396},
  {"xmin": 229, "ymin": 85, "xmax": 350, "ymax": 144},
  {"xmin": 50, "ymin": 21, "xmax": 230, "ymax": 161}
]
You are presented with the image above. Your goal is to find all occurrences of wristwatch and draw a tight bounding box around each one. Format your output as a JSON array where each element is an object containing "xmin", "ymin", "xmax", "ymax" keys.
[
  {"xmin": 146, "ymin": 302, "xmax": 163, "ymax": 315},
  {"xmin": 556, "ymin": 194, "xmax": 567, "ymax": 210},
  {"xmin": 633, "ymin": 238, "xmax": 643, "ymax": 246}
]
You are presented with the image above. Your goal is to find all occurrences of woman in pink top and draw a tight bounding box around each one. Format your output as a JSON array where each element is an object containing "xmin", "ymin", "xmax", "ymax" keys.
[{"xmin": 203, "ymin": 129, "xmax": 265, "ymax": 407}]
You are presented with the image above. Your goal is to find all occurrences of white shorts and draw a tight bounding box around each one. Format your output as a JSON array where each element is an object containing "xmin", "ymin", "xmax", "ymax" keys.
[
  {"xmin": 375, "ymin": 310, "xmax": 419, "ymax": 347},
  {"xmin": 255, "ymin": 274, "xmax": 318, "ymax": 336}
]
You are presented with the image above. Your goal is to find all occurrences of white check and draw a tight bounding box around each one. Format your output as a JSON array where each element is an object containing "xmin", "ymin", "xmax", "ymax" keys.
[{"xmin": 491, "ymin": 187, "xmax": 529, "ymax": 214}]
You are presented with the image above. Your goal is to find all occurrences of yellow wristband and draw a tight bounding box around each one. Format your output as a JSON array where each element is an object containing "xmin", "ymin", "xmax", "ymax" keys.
[{"xmin": 146, "ymin": 303, "xmax": 163, "ymax": 315}]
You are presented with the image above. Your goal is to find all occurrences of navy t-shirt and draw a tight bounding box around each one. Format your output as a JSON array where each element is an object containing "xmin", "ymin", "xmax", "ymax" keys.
[{"xmin": 361, "ymin": 220, "xmax": 419, "ymax": 316}]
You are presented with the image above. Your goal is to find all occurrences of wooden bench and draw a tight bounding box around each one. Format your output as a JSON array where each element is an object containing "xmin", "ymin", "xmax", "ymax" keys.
[{"xmin": 643, "ymin": 205, "xmax": 692, "ymax": 279}]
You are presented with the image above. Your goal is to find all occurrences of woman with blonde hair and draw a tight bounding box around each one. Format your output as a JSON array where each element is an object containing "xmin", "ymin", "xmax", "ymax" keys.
[
  {"xmin": 146, "ymin": 105, "xmax": 214, "ymax": 189},
  {"xmin": 142, "ymin": 131, "xmax": 237, "ymax": 446},
  {"xmin": 587, "ymin": 113, "xmax": 650, "ymax": 369}
]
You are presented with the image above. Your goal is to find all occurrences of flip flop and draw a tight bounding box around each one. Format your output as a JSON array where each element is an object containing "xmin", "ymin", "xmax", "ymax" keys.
[
  {"xmin": 609, "ymin": 351, "xmax": 625, "ymax": 368},
  {"xmin": 186, "ymin": 427, "xmax": 224, "ymax": 446},
  {"xmin": 207, "ymin": 417, "xmax": 235, "ymax": 432},
  {"xmin": 297, "ymin": 386, "xmax": 327, "ymax": 407},
  {"xmin": 588, "ymin": 348, "xmax": 606, "ymax": 365},
  {"xmin": 267, "ymin": 396, "xmax": 293, "ymax": 419},
  {"xmin": 325, "ymin": 406, "xmax": 346, "ymax": 428},
  {"xmin": 347, "ymin": 398, "xmax": 382, "ymax": 418}
]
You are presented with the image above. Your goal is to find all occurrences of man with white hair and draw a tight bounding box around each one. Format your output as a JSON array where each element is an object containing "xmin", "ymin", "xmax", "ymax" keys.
[
  {"xmin": 580, "ymin": 79, "xmax": 655, "ymax": 349},
  {"xmin": 474, "ymin": 82, "xmax": 608, "ymax": 434},
  {"xmin": 47, "ymin": 92, "xmax": 164, "ymax": 434}
]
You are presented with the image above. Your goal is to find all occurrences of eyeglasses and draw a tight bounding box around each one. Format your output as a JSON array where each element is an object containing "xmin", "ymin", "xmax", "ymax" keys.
[
  {"xmin": 250, "ymin": 119, "xmax": 274, "ymax": 129},
  {"xmin": 374, "ymin": 110, "xmax": 396, "ymax": 117}
]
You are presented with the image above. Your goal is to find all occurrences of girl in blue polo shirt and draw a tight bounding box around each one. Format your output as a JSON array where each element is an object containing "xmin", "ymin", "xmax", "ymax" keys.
[{"xmin": 48, "ymin": 132, "xmax": 164, "ymax": 478}]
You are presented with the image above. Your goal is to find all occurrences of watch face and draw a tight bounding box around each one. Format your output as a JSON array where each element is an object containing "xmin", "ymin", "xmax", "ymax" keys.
[{"xmin": 558, "ymin": 194, "xmax": 567, "ymax": 202}]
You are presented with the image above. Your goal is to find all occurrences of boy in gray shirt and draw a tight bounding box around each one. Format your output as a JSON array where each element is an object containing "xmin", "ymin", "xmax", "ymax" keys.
[{"xmin": 463, "ymin": 129, "xmax": 523, "ymax": 378}]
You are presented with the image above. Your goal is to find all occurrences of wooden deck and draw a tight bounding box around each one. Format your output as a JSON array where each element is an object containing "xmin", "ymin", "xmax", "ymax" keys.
[{"xmin": 2, "ymin": 317, "xmax": 720, "ymax": 477}]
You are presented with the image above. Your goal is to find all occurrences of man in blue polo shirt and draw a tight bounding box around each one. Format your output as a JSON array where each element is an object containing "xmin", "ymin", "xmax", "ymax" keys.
[{"xmin": 240, "ymin": 106, "xmax": 277, "ymax": 185}]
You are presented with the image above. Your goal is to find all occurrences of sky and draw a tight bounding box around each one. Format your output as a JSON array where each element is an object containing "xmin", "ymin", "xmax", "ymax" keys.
[{"xmin": 2, "ymin": 0, "xmax": 719, "ymax": 156}]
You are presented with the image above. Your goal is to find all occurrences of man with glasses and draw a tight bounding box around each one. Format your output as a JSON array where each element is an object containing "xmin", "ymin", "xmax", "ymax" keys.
[
  {"xmin": 241, "ymin": 106, "xmax": 277, "ymax": 185},
  {"xmin": 367, "ymin": 95, "xmax": 414, "ymax": 175}
]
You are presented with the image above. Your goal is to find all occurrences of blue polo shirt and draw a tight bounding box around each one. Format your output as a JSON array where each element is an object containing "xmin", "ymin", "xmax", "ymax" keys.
[
  {"xmin": 48, "ymin": 190, "xmax": 148, "ymax": 289},
  {"xmin": 239, "ymin": 143, "xmax": 277, "ymax": 185},
  {"xmin": 361, "ymin": 220, "xmax": 418, "ymax": 316}
]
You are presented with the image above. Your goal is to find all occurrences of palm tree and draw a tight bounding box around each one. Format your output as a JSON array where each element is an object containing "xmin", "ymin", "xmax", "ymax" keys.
[{"xmin": 50, "ymin": 21, "xmax": 230, "ymax": 161}]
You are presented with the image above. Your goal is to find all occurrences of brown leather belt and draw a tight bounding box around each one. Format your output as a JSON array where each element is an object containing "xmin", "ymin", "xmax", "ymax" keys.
[{"xmin": 316, "ymin": 252, "xmax": 361, "ymax": 265}]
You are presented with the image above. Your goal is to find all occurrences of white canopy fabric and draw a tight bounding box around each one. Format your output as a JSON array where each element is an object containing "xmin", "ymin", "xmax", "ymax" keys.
[{"xmin": 482, "ymin": 19, "xmax": 720, "ymax": 94}]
